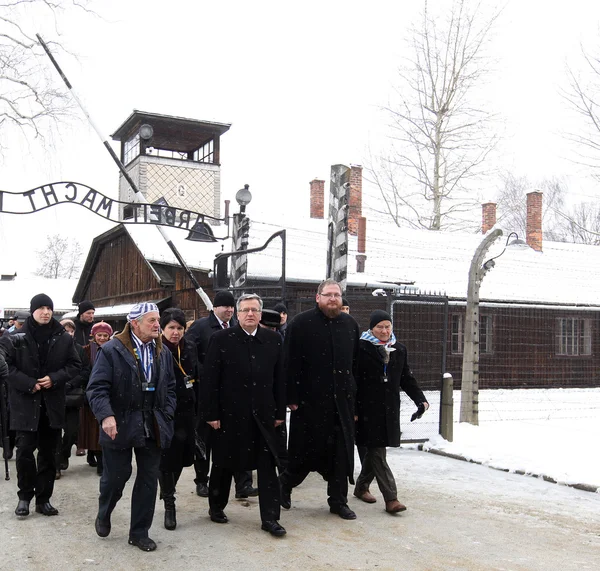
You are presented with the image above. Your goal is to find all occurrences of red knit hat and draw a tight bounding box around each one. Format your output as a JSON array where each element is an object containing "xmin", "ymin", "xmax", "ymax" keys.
[{"xmin": 91, "ymin": 321, "xmax": 113, "ymax": 336}]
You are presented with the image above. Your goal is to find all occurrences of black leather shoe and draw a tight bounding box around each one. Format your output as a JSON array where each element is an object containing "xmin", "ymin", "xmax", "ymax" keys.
[
  {"xmin": 128, "ymin": 536, "xmax": 157, "ymax": 552},
  {"xmin": 95, "ymin": 516, "xmax": 111, "ymax": 537},
  {"xmin": 330, "ymin": 504, "xmax": 357, "ymax": 520},
  {"xmin": 35, "ymin": 502, "xmax": 59, "ymax": 516},
  {"xmin": 235, "ymin": 486, "xmax": 259, "ymax": 499},
  {"xmin": 195, "ymin": 483, "xmax": 209, "ymax": 497},
  {"xmin": 261, "ymin": 520, "xmax": 287, "ymax": 537},
  {"xmin": 15, "ymin": 500, "xmax": 30, "ymax": 516},
  {"xmin": 280, "ymin": 484, "xmax": 292, "ymax": 510},
  {"xmin": 209, "ymin": 509, "xmax": 228, "ymax": 524}
]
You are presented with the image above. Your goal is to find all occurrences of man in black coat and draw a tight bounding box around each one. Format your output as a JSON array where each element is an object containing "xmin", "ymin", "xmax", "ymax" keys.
[
  {"xmin": 279, "ymin": 279, "xmax": 360, "ymax": 520},
  {"xmin": 185, "ymin": 290, "xmax": 257, "ymax": 499},
  {"xmin": 0, "ymin": 294, "xmax": 81, "ymax": 517},
  {"xmin": 57, "ymin": 319, "xmax": 90, "ymax": 476},
  {"xmin": 201, "ymin": 293, "xmax": 287, "ymax": 536},
  {"xmin": 87, "ymin": 302, "xmax": 177, "ymax": 552},
  {"xmin": 73, "ymin": 300, "xmax": 95, "ymax": 346}
]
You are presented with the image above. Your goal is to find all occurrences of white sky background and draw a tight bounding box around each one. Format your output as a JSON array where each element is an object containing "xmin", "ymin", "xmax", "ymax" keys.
[{"xmin": 2, "ymin": 0, "xmax": 600, "ymax": 275}]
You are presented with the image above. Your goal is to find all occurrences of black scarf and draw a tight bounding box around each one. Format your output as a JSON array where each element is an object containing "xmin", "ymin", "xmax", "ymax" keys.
[{"xmin": 27, "ymin": 316, "xmax": 54, "ymax": 368}]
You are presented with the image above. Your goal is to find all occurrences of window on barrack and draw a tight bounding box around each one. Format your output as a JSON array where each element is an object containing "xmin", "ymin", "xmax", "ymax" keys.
[{"xmin": 556, "ymin": 318, "xmax": 592, "ymax": 356}]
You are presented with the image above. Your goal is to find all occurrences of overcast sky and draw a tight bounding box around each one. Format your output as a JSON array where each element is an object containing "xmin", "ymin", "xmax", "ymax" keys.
[{"xmin": 2, "ymin": 0, "xmax": 600, "ymax": 275}]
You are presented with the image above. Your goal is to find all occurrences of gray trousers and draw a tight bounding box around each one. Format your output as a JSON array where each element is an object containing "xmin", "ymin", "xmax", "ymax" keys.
[{"xmin": 355, "ymin": 447, "xmax": 397, "ymax": 502}]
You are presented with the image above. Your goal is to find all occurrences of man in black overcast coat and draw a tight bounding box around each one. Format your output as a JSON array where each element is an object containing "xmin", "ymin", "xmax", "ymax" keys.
[
  {"xmin": 279, "ymin": 279, "xmax": 360, "ymax": 520},
  {"xmin": 201, "ymin": 293, "xmax": 287, "ymax": 536},
  {"xmin": 185, "ymin": 290, "xmax": 256, "ymax": 498},
  {"xmin": 73, "ymin": 300, "xmax": 95, "ymax": 346},
  {"xmin": 0, "ymin": 294, "xmax": 81, "ymax": 517}
]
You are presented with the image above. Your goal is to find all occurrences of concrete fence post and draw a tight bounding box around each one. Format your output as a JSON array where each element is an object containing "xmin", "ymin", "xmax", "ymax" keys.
[{"xmin": 440, "ymin": 373, "xmax": 454, "ymax": 442}]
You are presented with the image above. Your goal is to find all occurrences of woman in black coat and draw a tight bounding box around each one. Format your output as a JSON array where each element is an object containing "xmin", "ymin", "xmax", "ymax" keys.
[
  {"xmin": 158, "ymin": 308, "xmax": 199, "ymax": 531},
  {"xmin": 354, "ymin": 310, "xmax": 429, "ymax": 514}
]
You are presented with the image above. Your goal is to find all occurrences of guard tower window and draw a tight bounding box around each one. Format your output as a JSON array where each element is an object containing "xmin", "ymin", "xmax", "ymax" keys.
[
  {"xmin": 193, "ymin": 139, "xmax": 214, "ymax": 163},
  {"xmin": 124, "ymin": 133, "xmax": 140, "ymax": 165}
]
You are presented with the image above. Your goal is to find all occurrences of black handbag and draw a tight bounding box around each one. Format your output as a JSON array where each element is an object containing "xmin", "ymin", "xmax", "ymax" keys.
[{"xmin": 65, "ymin": 388, "xmax": 85, "ymax": 408}]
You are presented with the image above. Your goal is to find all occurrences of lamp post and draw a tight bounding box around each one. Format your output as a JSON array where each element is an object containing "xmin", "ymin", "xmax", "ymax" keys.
[
  {"xmin": 460, "ymin": 230, "xmax": 527, "ymax": 424},
  {"xmin": 231, "ymin": 184, "xmax": 252, "ymax": 289},
  {"xmin": 460, "ymin": 228, "xmax": 503, "ymax": 425}
]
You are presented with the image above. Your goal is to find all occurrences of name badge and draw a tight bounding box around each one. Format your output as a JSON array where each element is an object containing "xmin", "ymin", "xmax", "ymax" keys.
[
  {"xmin": 185, "ymin": 379, "xmax": 195, "ymax": 389},
  {"xmin": 381, "ymin": 375, "xmax": 388, "ymax": 384},
  {"xmin": 142, "ymin": 382, "xmax": 156, "ymax": 392}
]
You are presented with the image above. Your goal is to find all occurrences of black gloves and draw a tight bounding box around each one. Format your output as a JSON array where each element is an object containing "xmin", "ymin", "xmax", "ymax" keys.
[{"xmin": 410, "ymin": 402, "xmax": 427, "ymax": 422}]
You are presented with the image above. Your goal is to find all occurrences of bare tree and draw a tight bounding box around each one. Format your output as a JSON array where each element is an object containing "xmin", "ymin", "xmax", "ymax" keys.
[
  {"xmin": 36, "ymin": 233, "xmax": 82, "ymax": 279},
  {"xmin": 495, "ymin": 173, "xmax": 566, "ymax": 241},
  {"xmin": 552, "ymin": 202, "xmax": 600, "ymax": 245},
  {"xmin": 368, "ymin": 0, "xmax": 501, "ymax": 231},
  {"xmin": 563, "ymin": 42, "xmax": 600, "ymax": 180},
  {"xmin": 0, "ymin": 0, "xmax": 95, "ymax": 149}
]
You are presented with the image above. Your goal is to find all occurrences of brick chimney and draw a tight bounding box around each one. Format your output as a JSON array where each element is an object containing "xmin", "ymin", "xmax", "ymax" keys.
[
  {"xmin": 482, "ymin": 202, "xmax": 497, "ymax": 234},
  {"xmin": 356, "ymin": 216, "xmax": 367, "ymax": 273},
  {"xmin": 309, "ymin": 179, "xmax": 325, "ymax": 219},
  {"xmin": 348, "ymin": 165, "xmax": 363, "ymax": 236},
  {"xmin": 526, "ymin": 191, "xmax": 543, "ymax": 252}
]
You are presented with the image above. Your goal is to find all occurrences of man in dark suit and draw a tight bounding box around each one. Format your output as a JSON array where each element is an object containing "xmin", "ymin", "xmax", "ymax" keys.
[
  {"xmin": 185, "ymin": 291, "xmax": 257, "ymax": 498},
  {"xmin": 201, "ymin": 293, "xmax": 287, "ymax": 537}
]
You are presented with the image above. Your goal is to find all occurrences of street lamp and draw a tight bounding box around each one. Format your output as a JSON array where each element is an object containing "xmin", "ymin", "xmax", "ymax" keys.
[
  {"xmin": 231, "ymin": 184, "xmax": 252, "ymax": 288},
  {"xmin": 235, "ymin": 184, "xmax": 252, "ymax": 214}
]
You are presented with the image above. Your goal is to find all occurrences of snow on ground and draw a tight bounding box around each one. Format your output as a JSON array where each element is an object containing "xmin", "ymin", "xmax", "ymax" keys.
[{"xmin": 401, "ymin": 388, "xmax": 600, "ymax": 490}]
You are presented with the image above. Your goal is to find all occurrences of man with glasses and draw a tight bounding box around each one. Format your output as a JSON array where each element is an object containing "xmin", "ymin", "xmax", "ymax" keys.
[
  {"xmin": 186, "ymin": 291, "xmax": 257, "ymax": 499},
  {"xmin": 279, "ymin": 279, "xmax": 360, "ymax": 520},
  {"xmin": 201, "ymin": 294, "xmax": 287, "ymax": 537}
]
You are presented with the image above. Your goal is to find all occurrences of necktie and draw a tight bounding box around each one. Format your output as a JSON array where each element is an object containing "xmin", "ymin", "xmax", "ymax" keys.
[{"xmin": 222, "ymin": 322, "xmax": 229, "ymax": 329}]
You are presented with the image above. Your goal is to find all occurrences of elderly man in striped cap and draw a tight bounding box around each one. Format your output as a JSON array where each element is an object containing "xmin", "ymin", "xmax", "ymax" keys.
[{"xmin": 87, "ymin": 302, "xmax": 177, "ymax": 552}]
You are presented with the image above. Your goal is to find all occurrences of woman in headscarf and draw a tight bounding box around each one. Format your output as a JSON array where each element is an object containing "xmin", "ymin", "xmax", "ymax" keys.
[
  {"xmin": 354, "ymin": 310, "xmax": 429, "ymax": 514},
  {"xmin": 78, "ymin": 321, "xmax": 113, "ymax": 476},
  {"xmin": 158, "ymin": 308, "xmax": 199, "ymax": 530}
]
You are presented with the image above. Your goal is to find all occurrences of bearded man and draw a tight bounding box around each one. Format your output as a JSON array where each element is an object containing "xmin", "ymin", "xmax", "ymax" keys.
[{"xmin": 279, "ymin": 279, "xmax": 360, "ymax": 520}]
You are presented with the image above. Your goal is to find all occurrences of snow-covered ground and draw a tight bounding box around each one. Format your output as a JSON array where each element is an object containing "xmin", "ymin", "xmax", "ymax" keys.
[{"xmin": 399, "ymin": 388, "xmax": 600, "ymax": 491}]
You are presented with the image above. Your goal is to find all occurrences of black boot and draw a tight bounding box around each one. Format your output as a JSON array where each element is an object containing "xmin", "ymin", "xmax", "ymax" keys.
[
  {"xmin": 159, "ymin": 472, "xmax": 177, "ymax": 530},
  {"xmin": 96, "ymin": 451, "xmax": 104, "ymax": 476}
]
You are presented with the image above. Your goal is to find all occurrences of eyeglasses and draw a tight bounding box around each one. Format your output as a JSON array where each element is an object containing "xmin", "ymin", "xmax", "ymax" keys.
[
  {"xmin": 319, "ymin": 293, "xmax": 342, "ymax": 299},
  {"xmin": 238, "ymin": 308, "xmax": 262, "ymax": 314}
]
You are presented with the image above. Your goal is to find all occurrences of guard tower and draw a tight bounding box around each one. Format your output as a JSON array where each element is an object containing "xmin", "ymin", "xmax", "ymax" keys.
[{"xmin": 111, "ymin": 110, "xmax": 231, "ymax": 221}]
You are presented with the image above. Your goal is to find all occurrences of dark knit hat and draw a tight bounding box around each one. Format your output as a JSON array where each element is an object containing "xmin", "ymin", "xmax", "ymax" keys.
[
  {"xmin": 260, "ymin": 309, "xmax": 281, "ymax": 329},
  {"xmin": 78, "ymin": 300, "xmax": 95, "ymax": 316},
  {"xmin": 342, "ymin": 298, "xmax": 349, "ymax": 307},
  {"xmin": 213, "ymin": 290, "xmax": 235, "ymax": 308},
  {"xmin": 272, "ymin": 303, "xmax": 287, "ymax": 314},
  {"xmin": 369, "ymin": 309, "xmax": 392, "ymax": 330},
  {"xmin": 30, "ymin": 293, "xmax": 54, "ymax": 314}
]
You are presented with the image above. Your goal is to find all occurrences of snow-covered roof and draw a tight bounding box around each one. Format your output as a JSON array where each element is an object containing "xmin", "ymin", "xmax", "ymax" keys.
[
  {"xmin": 0, "ymin": 276, "xmax": 78, "ymax": 314},
  {"xmin": 124, "ymin": 224, "xmax": 224, "ymax": 272},
  {"xmin": 85, "ymin": 213, "xmax": 600, "ymax": 309},
  {"xmin": 245, "ymin": 213, "xmax": 600, "ymax": 307}
]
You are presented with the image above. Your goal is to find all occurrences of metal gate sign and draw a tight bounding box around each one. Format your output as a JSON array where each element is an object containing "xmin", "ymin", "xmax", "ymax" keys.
[{"xmin": 0, "ymin": 182, "xmax": 221, "ymax": 231}]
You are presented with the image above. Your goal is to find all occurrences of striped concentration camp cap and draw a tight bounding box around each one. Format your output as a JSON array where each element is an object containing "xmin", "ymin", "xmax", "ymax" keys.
[{"xmin": 127, "ymin": 302, "xmax": 159, "ymax": 322}]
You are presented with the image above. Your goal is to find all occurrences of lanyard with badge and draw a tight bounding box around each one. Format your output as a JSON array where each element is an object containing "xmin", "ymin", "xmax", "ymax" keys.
[
  {"xmin": 176, "ymin": 345, "xmax": 195, "ymax": 389},
  {"xmin": 133, "ymin": 345, "xmax": 155, "ymax": 391}
]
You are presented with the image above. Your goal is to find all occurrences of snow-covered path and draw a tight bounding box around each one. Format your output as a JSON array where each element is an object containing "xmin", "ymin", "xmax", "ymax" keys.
[{"xmin": 1, "ymin": 448, "xmax": 597, "ymax": 570}]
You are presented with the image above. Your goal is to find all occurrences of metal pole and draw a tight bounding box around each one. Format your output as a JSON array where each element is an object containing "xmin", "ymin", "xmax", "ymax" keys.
[
  {"xmin": 36, "ymin": 34, "xmax": 213, "ymax": 311},
  {"xmin": 440, "ymin": 373, "xmax": 454, "ymax": 442},
  {"xmin": 460, "ymin": 228, "xmax": 502, "ymax": 425}
]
